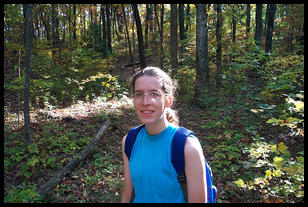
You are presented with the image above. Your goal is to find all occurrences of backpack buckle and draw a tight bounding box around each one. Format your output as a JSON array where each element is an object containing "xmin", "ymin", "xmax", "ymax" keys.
[{"xmin": 177, "ymin": 174, "xmax": 186, "ymax": 183}]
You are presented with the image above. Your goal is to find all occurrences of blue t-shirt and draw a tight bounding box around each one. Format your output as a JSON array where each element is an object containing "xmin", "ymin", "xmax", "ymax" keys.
[{"xmin": 129, "ymin": 125, "xmax": 186, "ymax": 203}]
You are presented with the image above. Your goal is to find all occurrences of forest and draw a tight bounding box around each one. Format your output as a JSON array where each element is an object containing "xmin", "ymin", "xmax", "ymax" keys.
[{"xmin": 4, "ymin": 4, "xmax": 304, "ymax": 203}]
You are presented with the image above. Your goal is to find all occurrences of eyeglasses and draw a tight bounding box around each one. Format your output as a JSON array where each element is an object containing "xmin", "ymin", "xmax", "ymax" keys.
[{"xmin": 133, "ymin": 90, "xmax": 166, "ymax": 102}]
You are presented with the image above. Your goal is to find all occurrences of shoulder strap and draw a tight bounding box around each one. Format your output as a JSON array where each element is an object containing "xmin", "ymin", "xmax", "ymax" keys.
[
  {"xmin": 125, "ymin": 125, "xmax": 144, "ymax": 160},
  {"xmin": 171, "ymin": 127, "xmax": 194, "ymax": 175},
  {"xmin": 171, "ymin": 127, "xmax": 194, "ymax": 203},
  {"xmin": 205, "ymin": 161, "xmax": 215, "ymax": 203}
]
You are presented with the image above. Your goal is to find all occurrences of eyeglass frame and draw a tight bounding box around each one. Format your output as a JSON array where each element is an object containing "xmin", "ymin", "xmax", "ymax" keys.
[{"xmin": 132, "ymin": 90, "xmax": 168, "ymax": 102}]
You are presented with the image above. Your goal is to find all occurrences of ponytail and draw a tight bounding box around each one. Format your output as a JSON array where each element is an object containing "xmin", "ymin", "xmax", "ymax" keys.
[{"xmin": 166, "ymin": 108, "xmax": 179, "ymax": 125}]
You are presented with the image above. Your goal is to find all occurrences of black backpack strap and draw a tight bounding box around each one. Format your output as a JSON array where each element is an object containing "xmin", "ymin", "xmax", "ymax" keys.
[{"xmin": 171, "ymin": 127, "xmax": 194, "ymax": 203}]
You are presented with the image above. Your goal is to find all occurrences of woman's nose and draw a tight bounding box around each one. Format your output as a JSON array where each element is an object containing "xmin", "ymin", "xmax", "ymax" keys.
[{"xmin": 141, "ymin": 93, "xmax": 151, "ymax": 105}]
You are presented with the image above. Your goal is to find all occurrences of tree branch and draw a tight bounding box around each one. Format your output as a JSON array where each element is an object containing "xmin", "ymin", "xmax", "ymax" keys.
[{"xmin": 36, "ymin": 119, "xmax": 111, "ymax": 197}]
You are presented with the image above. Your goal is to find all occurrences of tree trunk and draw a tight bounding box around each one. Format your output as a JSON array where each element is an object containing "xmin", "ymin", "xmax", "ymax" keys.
[
  {"xmin": 264, "ymin": 4, "xmax": 269, "ymax": 36},
  {"xmin": 144, "ymin": 4, "xmax": 150, "ymax": 49},
  {"xmin": 154, "ymin": 4, "xmax": 164, "ymax": 69},
  {"xmin": 132, "ymin": 13, "xmax": 136, "ymax": 68},
  {"xmin": 265, "ymin": 4, "xmax": 276, "ymax": 53},
  {"xmin": 185, "ymin": 4, "xmax": 191, "ymax": 32},
  {"xmin": 179, "ymin": 4, "xmax": 186, "ymax": 55},
  {"xmin": 122, "ymin": 4, "xmax": 134, "ymax": 65},
  {"xmin": 106, "ymin": 4, "xmax": 112, "ymax": 54},
  {"xmin": 170, "ymin": 4, "xmax": 178, "ymax": 72},
  {"xmin": 51, "ymin": 4, "xmax": 56, "ymax": 60},
  {"xmin": 23, "ymin": 4, "xmax": 33, "ymax": 145},
  {"xmin": 36, "ymin": 120, "xmax": 111, "ymax": 197},
  {"xmin": 232, "ymin": 5, "xmax": 236, "ymax": 43},
  {"xmin": 73, "ymin": 4, "xmax": 77, "ymax": 40},
  {"xmin": 132, "ymin": 4, "xmax": 146, "ymax": 69},
  {"xmin": 160, "ymin": 5, "xmax": 164, "ymax": 69},
  {"xmin": 62, "ymin": 7, "xmax": 66, "ymax": 44},
  {"xmin": 83, "ymin": 6, "xmax": 86, "ymax": 41},
  {"xmin": 195, "ymin": 4, "xmax": 209, "ymax": 98},
  {"xmin": 255, "ymin": 4, "xmax": 263, "ymax": 46},
  {"xmin": 68, "ymin": 4, "xmax": 72, "ymax": 52},
  {"xmin": 101, "ymin": 5, "xmax": 107, "ymax": 58},
  {"xmin": 216, "ymin": 4, "xmax": 222, "ymax": 88},
  {"xmin": 41, "ymin": 10, "xmax": 50, "ymax": 41},
  {"xmin": 246, "ymin": 4, "xmax": 251, "ymax": 35}
]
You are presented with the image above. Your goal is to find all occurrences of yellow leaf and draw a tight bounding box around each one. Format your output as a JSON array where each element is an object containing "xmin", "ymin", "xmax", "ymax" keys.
[
  {"xmin": 294, "ymin": 100, "xmax": 304, "ymax": 112},
  {"xmin": 273, "ymin": 156, "xmax": 283, "ymax": 163},
  {"xmin": 278, "ymin": 142, "xmax": 288, "ymax": 154},
  {"xmin": 265, "ymin": 170, "xmax": 272, "ymax": 179},
  {"xmin": 273, "ymin": 169, "xmax": 282, "ymax": 177},
  {"xmin": 251, "ymin": 109, "xmax": 264, "ymax": 113},
  {"xmin": 235, "ymin": 179, "xmax": 245, "ymax": 188}
]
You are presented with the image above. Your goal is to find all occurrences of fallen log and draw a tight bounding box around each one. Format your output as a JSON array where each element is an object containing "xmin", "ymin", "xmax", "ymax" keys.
[
  {"xmin": 124, "ymin": 61, "xmax": 141, "ymax": 68},
  {"xmin": 36, "ymin": 119, "xmax": 111, "ymax": 197}
]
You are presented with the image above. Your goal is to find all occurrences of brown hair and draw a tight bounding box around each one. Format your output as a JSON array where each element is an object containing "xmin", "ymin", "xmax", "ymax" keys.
[{"xmin": 129, "ymin": 67, "xmax": 179, "ymax": 125}]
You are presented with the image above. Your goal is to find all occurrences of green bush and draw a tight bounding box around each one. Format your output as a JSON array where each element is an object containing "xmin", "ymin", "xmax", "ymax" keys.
[
  {"xmin": 175, "ymin": 66, "xmax": 196, "ymax": 102},
  {"xmin": 4, "ymin": 182, "xmax": 43, "ymax": 203},
  {"xmin": 235, "ymin": 141, "xmax": 304, "ymax": 202}
]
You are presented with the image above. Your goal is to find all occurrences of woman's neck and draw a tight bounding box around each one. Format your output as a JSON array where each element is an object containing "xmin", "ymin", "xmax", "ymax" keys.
[{"xmin": 145, "ymin": 118, "xmax": 169, "ymax": 136}]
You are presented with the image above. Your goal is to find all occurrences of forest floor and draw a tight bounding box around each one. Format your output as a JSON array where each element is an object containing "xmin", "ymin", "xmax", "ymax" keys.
[{"xmin": 4, "ymin": 54, "xmax": 304, "ymax": 203}]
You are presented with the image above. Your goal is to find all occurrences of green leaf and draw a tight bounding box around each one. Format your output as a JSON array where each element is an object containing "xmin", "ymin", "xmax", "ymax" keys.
[
  {"xmin": 235, "ymin": 179, "xmax": 246, "ymax": 188},
  {"xmin": 24, "ymin": 171, "xmax": 32, "ymax": 178},
  {"xmin": 27, "ymin": 156, "xmax": 39, "ymax": 167},
  {"xmin": 47, "ymin": 157, "xmax": 56, "ymax": 164},
  {"xmin": 266, "ymin": 118, "xmax": 280, "ymax": 125},
  {"xmin": 278, "ymin": 142, "xmax": 288, "ymax": 155}
]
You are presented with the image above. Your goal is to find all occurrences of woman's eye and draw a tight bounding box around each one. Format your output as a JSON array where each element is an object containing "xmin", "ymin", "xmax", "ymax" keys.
[
  {"xmin": 134, "ymin": 93, "xmax": 142, "ymax": 97},
  {"xmin": 150, "ymin": 92, "xmax": 159, "ymax": 97}
]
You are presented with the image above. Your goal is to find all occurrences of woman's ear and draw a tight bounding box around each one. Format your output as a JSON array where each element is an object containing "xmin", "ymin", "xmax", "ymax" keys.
[{"xmin": 166, "ymin": 95, "xmax": 173, "ymax": 108}]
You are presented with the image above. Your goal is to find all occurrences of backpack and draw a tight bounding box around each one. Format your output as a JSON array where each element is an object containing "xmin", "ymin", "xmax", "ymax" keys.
[{"xmin": 124, "ymin": 125, "xmax": 217, "ymax": 203}]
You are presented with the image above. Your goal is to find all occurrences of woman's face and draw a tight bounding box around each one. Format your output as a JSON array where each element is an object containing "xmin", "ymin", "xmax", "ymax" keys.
[{"xmin": 133, "ymin": 76, "xmax": 172, "ymax": 127}]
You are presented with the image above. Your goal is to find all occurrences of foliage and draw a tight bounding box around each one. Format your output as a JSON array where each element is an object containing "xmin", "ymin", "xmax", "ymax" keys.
[
  {"xmin": 235, "ymin": 141, "xmax": 304, "ymax": 202},
  {"xmin": 4, "ymin": 181, "xmax": 43, "ymax": 203},
  {"xmin": 4, "ymin": 3, "xmax": 304, "ymax": 203},
  {"xmin": 175, "ymin": 65, "xmax": 196, "ymax": 102},
  {"xmin": 261, "ymin": 54, "xmax": 304, "ymax": 101}
]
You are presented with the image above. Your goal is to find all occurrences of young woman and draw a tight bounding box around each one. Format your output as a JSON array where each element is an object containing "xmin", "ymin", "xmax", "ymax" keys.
[{"xmin": 121, "ymin": 67, "xmax": 207, "ymax": 203}]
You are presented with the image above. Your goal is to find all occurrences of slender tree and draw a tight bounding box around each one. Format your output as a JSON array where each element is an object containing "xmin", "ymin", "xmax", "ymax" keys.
[
  {"xmin": 195, "ymin": 4, "xmax": 209, "ymax": 97},
  {"xmin": 122, "ymin": 4, "xmax": 134, "ymax": 66},
  {"xmin": 132, "ymin": 4, "xmax": 146, "ymax": 68},
  {"xmin": 216, "ymin": 4, "xmax": 222, "ymax": 88},
  {"xmin": 255, "ymin": 4, "xmax": 263, "ymax": 46},
  {"xmin": 179, "ymin": 4, "xmax": 186, "ymax": 55},
  {"xmin": 23, "ymin": 4, "xmax": 34, "ymax": 145},
  {"xmin": 232, "ymin": 5, "xmax": 236, "ymax": 43},
  {"xmin": 246, "ymin": 4, "xmax": 251, "ymax": 35},
  {"xmin": 41, "ymin": 9, "xmax": 50, "ymax": 41},
  {"xmin": 265, "ymin": 4, "xmax": 276, "ymax": 53},
  {"xmin": 101, "ymin": 5, "xmax": 107, "ymax": 57},
  {"xmin": 170, "ymin": 4, "xmax": 178, "ymax": 72},
  {"xmin": 106, "ymin": 4, "xmax": 112, "ymax": 54},
  {"xmin": 160, "ymin": 4, "xmax": 164, "ymax": 68},
  {"xmin": 73, "ymin": 4, "xmax": 77, "ymax": 40},
  {"xmin": 154, "ymin": 4, "xmax": 164, "ymax": 69},
  {"xmin": 185, "ymin": 4, "xmax": 191, "ymax": 32},
  {"xmin": 51, "ymin": 4, "xmax": 56, "ymax": 60},
  {"xmin": 144, "ymin": 4, "xmax": 150, "ymax": 49}
]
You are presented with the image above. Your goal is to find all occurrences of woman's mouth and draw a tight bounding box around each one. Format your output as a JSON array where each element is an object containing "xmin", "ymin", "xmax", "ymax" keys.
[{"xmin": 141, "ymin": 110, "xmax": 154, "ymax": 117}]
